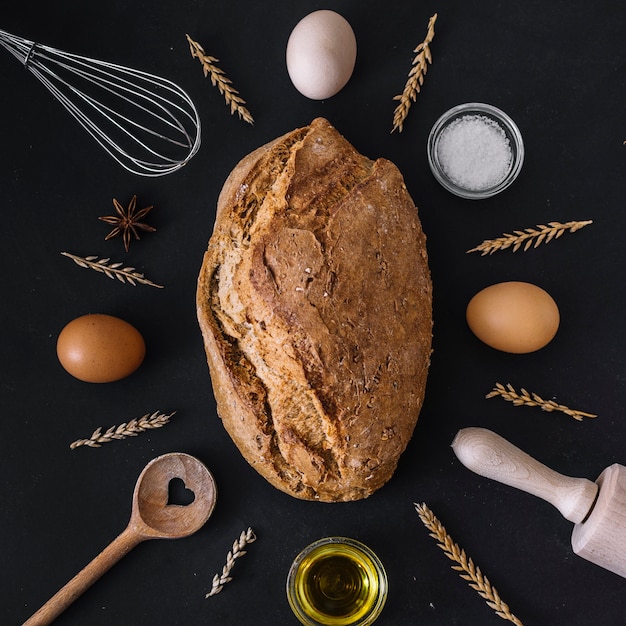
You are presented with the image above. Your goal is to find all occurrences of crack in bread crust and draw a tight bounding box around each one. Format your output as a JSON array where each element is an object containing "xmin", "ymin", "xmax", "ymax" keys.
[{"xmin": 197, "ymin": 118, "xmax": 433, "ymax": 502}]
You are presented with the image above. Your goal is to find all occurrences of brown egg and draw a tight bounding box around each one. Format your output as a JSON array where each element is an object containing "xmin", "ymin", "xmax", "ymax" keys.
[
  {"xmin": 466, "ymin": 281, "xmax": 560, "ymax": 353},
  {"xmin": 57, "ymin": 313, "xmax": 146, "ymax": 382}
]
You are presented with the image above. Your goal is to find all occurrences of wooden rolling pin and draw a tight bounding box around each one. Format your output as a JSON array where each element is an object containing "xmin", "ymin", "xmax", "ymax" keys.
[{"xmin": 452, "ymin": 427, "xmax": 626, "ymax": 578}]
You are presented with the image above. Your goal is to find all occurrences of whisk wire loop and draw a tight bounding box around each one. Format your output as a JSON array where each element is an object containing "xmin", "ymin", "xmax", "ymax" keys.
[
  {"xmin": 37, "ymin": 51, "xmax": 192, "ymax": 162},
  {"xmin": 0, "ymin": 28, "xmax": 201, "ymax": 176}
]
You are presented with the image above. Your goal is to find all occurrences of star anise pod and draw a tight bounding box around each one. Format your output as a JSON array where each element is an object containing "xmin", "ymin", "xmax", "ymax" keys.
[{"xmin": 99, "ymin": 195, "xmax": 155, "ymax": 252}]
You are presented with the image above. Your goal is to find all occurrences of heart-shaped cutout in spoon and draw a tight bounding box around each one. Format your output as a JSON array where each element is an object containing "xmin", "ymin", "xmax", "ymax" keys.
[
  {"xmin": 23, "ymin": 452, "xmax": 217, "ymax": 626},
  {"xmin": 167, "ymin": 477, "xmax": 196, "ymax": 506}
]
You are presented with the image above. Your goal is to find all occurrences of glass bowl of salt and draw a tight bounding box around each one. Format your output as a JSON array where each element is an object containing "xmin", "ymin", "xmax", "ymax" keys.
[{"xmin": 427, "ymin": 102, "xmax": 524, "ymax": 199}]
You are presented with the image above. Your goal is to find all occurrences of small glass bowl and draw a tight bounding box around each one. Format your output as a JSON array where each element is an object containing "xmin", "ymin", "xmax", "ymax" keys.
[
  {"xmin": 427, "ymin": 102, "xmax": 524, "ymax": 199},
  {"xmin": 286, "ymin": 537, "xmax": 388, "ymax": 626}
]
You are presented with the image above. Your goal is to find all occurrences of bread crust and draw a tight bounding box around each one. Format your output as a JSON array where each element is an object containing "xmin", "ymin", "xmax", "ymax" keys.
[{"xmin": 197, "ymin": 117, "xmax": 432, "ymax": 501}]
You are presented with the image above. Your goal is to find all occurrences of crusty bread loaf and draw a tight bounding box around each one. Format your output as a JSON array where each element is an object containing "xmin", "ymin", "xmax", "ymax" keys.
[{"xmin": 196, "ymin": 117, "xmax": 432, "ymax": 502}]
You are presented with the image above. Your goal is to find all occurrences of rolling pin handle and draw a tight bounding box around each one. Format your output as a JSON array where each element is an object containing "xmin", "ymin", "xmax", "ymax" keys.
[{"xmin": 452, "ymin": 427, "xmax": 598, "ymax": 524}]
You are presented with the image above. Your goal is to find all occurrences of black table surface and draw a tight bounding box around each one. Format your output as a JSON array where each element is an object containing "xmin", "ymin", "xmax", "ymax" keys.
[{"xmin": 2, "ymin": 1, "xmax": 625, "ymax": 624}]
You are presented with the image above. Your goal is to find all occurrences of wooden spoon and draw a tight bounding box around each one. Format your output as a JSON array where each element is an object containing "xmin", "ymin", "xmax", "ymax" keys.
[{"xmin": 23, "ymin": 452, "xmax": 217, "ymax": 626}]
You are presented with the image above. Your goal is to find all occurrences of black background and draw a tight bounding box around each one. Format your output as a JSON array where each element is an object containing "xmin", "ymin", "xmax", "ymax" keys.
[{"xmin": 2, "ymin": 1, "xmax": 625, "ymax": 624}]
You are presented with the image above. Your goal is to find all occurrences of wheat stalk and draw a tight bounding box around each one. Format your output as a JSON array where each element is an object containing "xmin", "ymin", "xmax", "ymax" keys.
[
  {"xmin": 391, "ymin": 13, "xmax": 437, "ymax": 133},
  {"xmin": 61, "ymin": 252, "xmax": 163, "ymax": 288},
  {"xmin": 467, "ymin": 220, "xmax": 592, "ymax": 255},
  {"xmin": 486, "ymin": 383, "xmax": 597, "ymax": 421},
  {"xmin": 206, "ymin": 528, "xmax": 257, "ymax": 597},
  {"xmin": 70, "ymin": 411, "xmax": 175, "ymax": 449},
  {"xmin": 186, "ymin": 34, "xmax": 254, "ymax": 125},
  {"xmin": 415, "ymin": 503, "xmax": 524, "ymax": 626}
]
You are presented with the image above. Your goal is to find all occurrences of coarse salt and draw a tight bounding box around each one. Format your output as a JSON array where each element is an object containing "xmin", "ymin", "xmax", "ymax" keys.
[{"xmin": 437, "ymin": 114, "xmax": 512, "ymax": 191}]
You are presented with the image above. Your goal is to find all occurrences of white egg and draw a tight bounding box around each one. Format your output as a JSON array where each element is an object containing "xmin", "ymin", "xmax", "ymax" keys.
[{"xmin": 286, "ymin": 10, "xmax": 357, "ymax": 100}]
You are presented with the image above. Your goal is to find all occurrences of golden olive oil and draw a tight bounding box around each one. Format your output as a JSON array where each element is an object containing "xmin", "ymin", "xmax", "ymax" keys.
[{"xmin": 287, "ymin": 538, "xmax": 387, "ymax": 626}]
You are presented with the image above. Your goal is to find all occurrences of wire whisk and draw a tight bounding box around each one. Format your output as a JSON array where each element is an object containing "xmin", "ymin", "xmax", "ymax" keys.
[{"xmin": 0, "ymin": 28, "xmax": 201, "ymax": 177}]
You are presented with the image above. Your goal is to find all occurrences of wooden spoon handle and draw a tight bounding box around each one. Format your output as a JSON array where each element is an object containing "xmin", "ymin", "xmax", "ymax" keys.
[
  {"xmin": 452, "ymin": 427, "xmax": 598, "ymax": 524},
  {"xmin": 23, "ymin": 526, "xmax": 142, "ymax": 626}
]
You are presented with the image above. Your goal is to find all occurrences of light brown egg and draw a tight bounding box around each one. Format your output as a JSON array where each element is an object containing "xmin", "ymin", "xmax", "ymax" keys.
[
  {"xmin": 56, "ymin": 313, "xmax": 146, "ymax": 382},
  {"xmin": 466, "ymin": 281, "xmax": 560, "ymax": 353}
]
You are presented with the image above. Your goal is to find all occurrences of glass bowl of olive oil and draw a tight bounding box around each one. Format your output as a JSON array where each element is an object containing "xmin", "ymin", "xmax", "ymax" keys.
[{"xmin": 286, "ymin": 537, "xmax": 388, "ymax": 626}]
